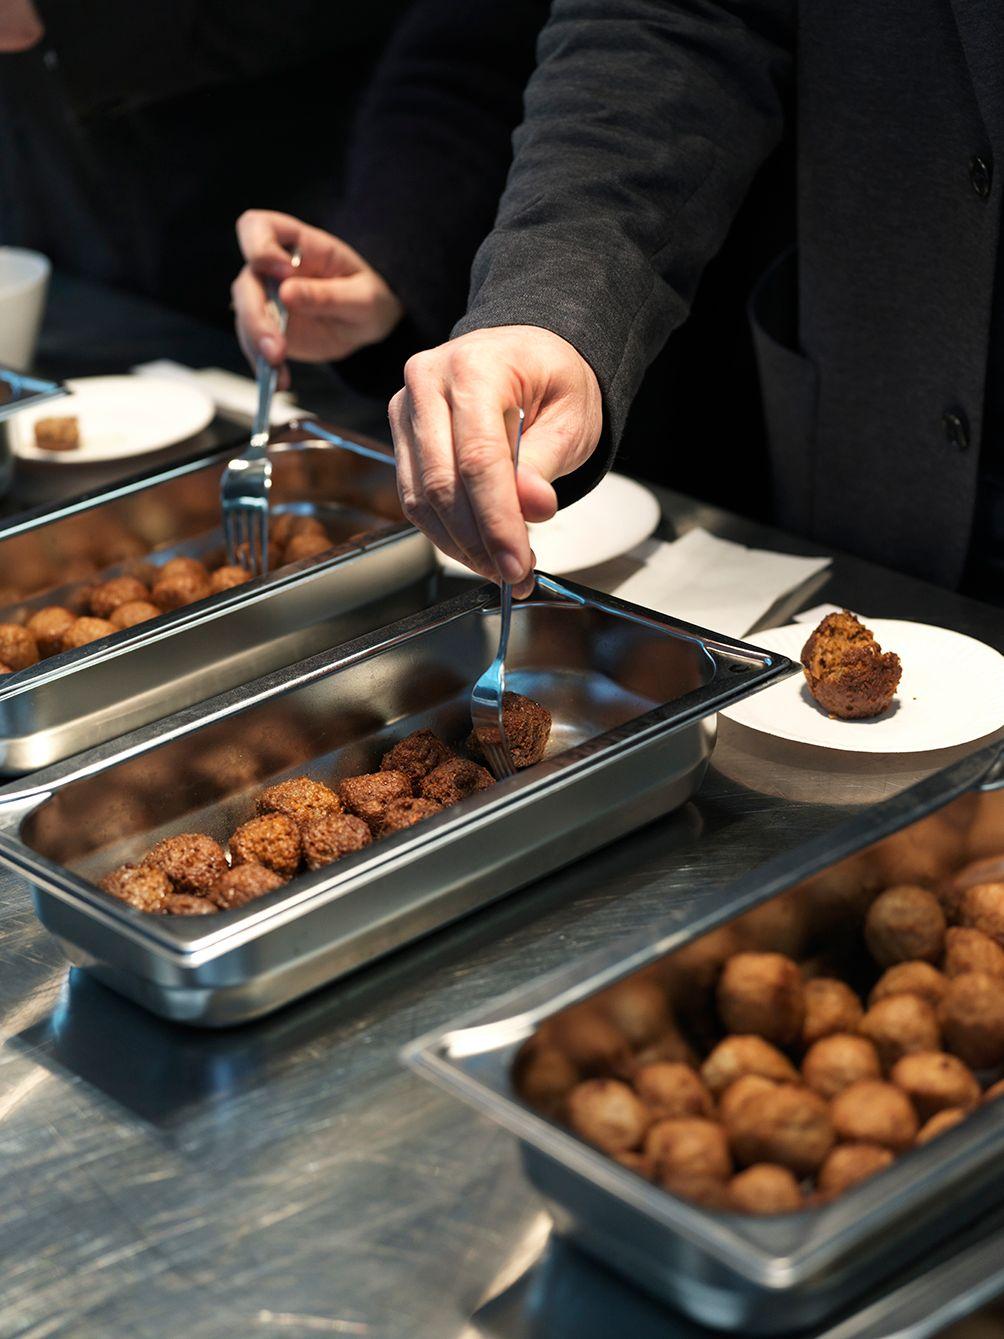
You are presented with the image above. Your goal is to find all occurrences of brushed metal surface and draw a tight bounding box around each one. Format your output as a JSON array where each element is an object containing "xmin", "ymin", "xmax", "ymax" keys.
[
  {"xmin": 0, "ymin": 427, "xmax": 435, "ymax": 772},
  {"xmin": 2, "ymin": 487, "xmax": 1004, "ymax": 1339}
]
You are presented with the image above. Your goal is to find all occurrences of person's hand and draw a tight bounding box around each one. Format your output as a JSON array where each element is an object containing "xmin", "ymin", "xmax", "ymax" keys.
[
  {"xmin": 232, "ymin": 210, "xmax": 405, "ymax": 387},
  {"xmin": 0, "ymin": 0, "xmax": 43, "ymax": 50},
  {"xmin": 389, "ymin": 325, "xmax": 603, "ymax": 598}
]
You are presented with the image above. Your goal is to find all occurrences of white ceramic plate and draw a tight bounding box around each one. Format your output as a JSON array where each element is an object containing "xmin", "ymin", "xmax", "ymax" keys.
[
  {"xmin": 721, "ymin": 618, "xmax": 1004, "ymax": 753},
  {"xmin": 9, "ymin": 375, "xmax": 214, "ymax": 464},
  {"xmin": 438, "ymin": 471, "xmax": 661, "ymax": 577}
]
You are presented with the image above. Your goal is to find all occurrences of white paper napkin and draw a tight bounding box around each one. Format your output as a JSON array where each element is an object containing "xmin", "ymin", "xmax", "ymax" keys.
[
  {"xmin": 578, "ymin": 528, "xmax": 832, "ymax": 640},
  {"xmin": 132, "ymin": 359, "xmax": 305, "ymax": 426}
]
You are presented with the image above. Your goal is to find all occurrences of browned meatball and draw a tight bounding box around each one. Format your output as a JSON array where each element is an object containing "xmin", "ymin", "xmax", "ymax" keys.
[
  {"xmin": 284, "ymin": 531, "xmax": 333, "ymax": 563},
  {"xmin": 230, "ymin": 813, "xmax": 301, "ymax": 878},
  {"xmin": 110, "ymin": 600, "xmax": 162, "ymax": 630},
  {"xmin": 717, "ymin": 952, "xmax": 805, "ymax": 1047},
  {"xmin": 632, "ymin": 1025, "xmax": 699, "ymax": 1071},
  {"xmin": 0, "ymin": 622, "xmax": 38, "ymax": 670},
  {"xmin": 830, "ymin": 1080, "xmax": 919, "ymax": 1150},
  {"xmin": 89, "ymin": 575, "xmax": 149, "ymax": 620},
  {"xmin": 870, "ymin": 961, "xmax": 949, "ymax": 1009},
  {"xmin": 864, "ymin": 885, "xmax": 946, "ymax": 966},
  {"xmin": 800, "ymin": 611, "xmax": 901, "ymax": 720},
  {"xmin": 645, "ymin": 1117, "xmax": 732, "ymax": 1182},
  {"xmin": 515, "ymin": 1041, "xmax": 580, "ymax": 1116},
  {"xmin": 101, "ymin": 862, "xmax": 172, "ymax": 913},
  {"xmin": 62, "ymin": 617, "xmax": 116, "ymax": 650},
  {"xmin": 890, "ymin": 1051, "xmax": 980, "ymax": 1121},
  {"xmin": 938, "ymin": 972, "xmax": 1004, "ymax": 1069},
  {"xmin": 568, "ymin": 1079, "xmax": 650, "ymax": 1155},
  {"xmin": 301, "ymin": 812, "xmax": 372, "ymax": 870},
  {"xmin": 159, "ymin": 556, "xmax": 211, "ymax": 584},
  {"xmin": 598, "ymin": 975, "xmax": 673, "ymax": 1047},
  {"xmin": 467, "ymin": 690, "xmax": 552, "ymax": 769},
  {"xmin": 725, "ymin": 1083, "xmax": 834, "ymax": 1176},
  {"xmin": 380, "ymin": 729, "xmax": 454, "ymax": 784},
  {"xmin": 802, "ymin": 978, "xmax": 863, "ymax": 1046},
  {"xmin": 143, "ymin": 833, "xmax": 228, "ymax": 895},
  {"xmin": 373, "ymin": 796, "xmax": 443, "ymax": 837},
  {"xmin": 916, "ymin": 1108, "xmax": 967, "ymax": 1145},
  {"xmin": 418, "ymin": 758, "xmax": 494, "ymax": 807},
  {"xmin": 718, "ymin": 1075, "xmax": 778, "ymax": 1125},
  {"xmin": 660, "ymin": 1173, "xmax": 736, "ymax": 1209},
  {"xmin": 272, "ymin": 513, "xmax": 327, "ymax": 546},
  {"xmin": 729, "ymin": 1164, "xmax": 802, "ymax": 1215},
  {"xmin": 208, "ymin": 862, "xmax": 285, "ymax": 910},
  {"xmin": 817, "ymin": 1143, "xmax": 894, "ymax": 1195},
  {"xmin": 799, "ymin": 854, "xmax": 882, "ymax": 933},
  {"xmin": 550, "ymin": 1005, "xmax": 631, "ymax": 1076},
  {"xmin": 151, "ymin": 570, "xmax": 211, "ymax": 611},
  {"xmin": 614, "ymin": 1149, "xmax": 655, "ymax": 1179},
  {"xmin": 875, "ymin": 816, "xmax": 964, "ymax": 889},
  {"xmin": 209, "ymin": 565, "xmax": 252, "ymax": 594},
  {"xmin": 965, "ymin": 794, "xmax": 1004, "ymax": 861},
  {"xmin": 859, "ymin": 994, "xmax": 941, "ymax": 1069},
  {"xmin": 803, "ymin": 1034, "xmax": 882, "ymax": 1100},
  {"xmin": 984, "ymin": 1078, "xmax": 1004, "ymax": 1103},
  {"xmin": 959, "ymin": 883, "xmax": 1004, "ymax": 948},
  {"xmin": 257, "ymin": 776, "xmax": 342, "ymax": 826},
  {"xmin": 339, "ymin": 770, "xmax": 413, "ymax": 828},
  {"xmin": 665, "ymin": 927, "xmax": 742, "ymax": 1004},
  {"xmin": 943, "ymin": 927, "xmax": 1004, "ymax": 979},
  {"xmin": 0, "ymin": 662, "xmax": 12, "ymax": 675},
  {"xmin": 701, "ymin": 1035, "xmax": 799, "ymax": 1098},
  {"xmin": 735, "ymin": 892, "xmax": 809, "ymax": 957},
  {"xmin": 163, "ymin": 894, "xmax": 219, "ymax": 916},
  {"xmin": 634, "ymin": 1063, "xmax": 714, "ymax": 1120},
  {"xmin": 26, "ymin": 606, "xmax": 75, "ymax": 656}
]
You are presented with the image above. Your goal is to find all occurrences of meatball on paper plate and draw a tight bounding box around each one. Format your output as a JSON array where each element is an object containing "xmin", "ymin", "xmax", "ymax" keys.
[{"xmin": 721, "ymin": 612, "xmax": 1004, "ymax": 752}]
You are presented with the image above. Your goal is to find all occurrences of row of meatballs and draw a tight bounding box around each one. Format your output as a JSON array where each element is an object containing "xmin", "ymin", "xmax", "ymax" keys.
[
  {"xmin": 99, "ymin": 693, "xmax": 551, "ymax": 916},
  {"xmin": 515, "ymin": 802, "xmax": 1004, "ymax": 1216},
  {"xmin": 0, "ymin": 514, "xmax": 338, "ymax": 672}
]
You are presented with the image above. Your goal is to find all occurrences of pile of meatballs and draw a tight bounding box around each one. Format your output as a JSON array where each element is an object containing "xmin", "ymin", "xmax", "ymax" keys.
[
  {"xmin": 0, "ymin": 514, "xmax": 338, "ymax": 672},
  {"xmin": 98, "ymin": 692, "xmax": 551, "ymax": 916},
  {"xmin": 515, "ymin": 793, "xmax": 1004, "ymax": 1215}
]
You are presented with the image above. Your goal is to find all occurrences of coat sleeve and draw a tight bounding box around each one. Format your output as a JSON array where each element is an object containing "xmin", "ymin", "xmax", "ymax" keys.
[{"xmin": 452, "ymin": 0, "xmax": 795, "ymax": 504}]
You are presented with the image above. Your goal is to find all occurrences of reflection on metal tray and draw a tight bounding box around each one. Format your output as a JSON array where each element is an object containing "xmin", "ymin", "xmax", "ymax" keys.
[
  {"xmin": 405, "ymin": 741, "xmax": 1004, "ymax": 1336},
  {"xmin": 0, "ymin": 577, "xmax": 791, "ymax": 1026},
  {"xmin": 0, "ymin": 421, "xmax": 435, "ymax": 772}
]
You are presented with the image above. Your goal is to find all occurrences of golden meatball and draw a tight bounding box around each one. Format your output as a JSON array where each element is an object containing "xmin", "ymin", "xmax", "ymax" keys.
[
  {"xmin": 938, "ymin": 972, "xmax": 1004, "ymax": 1069},
  {"xmin": 803, "ymin": 1034, "xmax": 881, "ymax": 1100},
  {"xmin": 209, "ymin": 565, "xmax": 252, "ymax": 594},
  {"xmin": 717, "ymin": 952, "xmax": 805, "ymax": 1047},
  {"xmin": 634, "ymin": 1063, "xmax": 714, "ymax": 1120},
  {"xmin": 817, "ymin": 1143, "xmax": 894, "ymax": 1195},
  {"xmin": 960, "ymin": 883, "xmax": 1004, "ymax": 948},
  {"xmin": 890, "ymin": 1051, "xmax": 980, "ymax": 1121},
  {"xmin": 550, "ymin": 1005, "xmax": 631, "ymax": 1076},
  {"xmin": 875, "ymin": 816, "xmax": 964, "ymax": 888},
  {"xmin": 858, "ymin": 994, "xmax": 941, "ymax": 1070},
  {"xmin": 734, "ymin": 892, "xmax": 809, "ymax": 957},
  {"xmin": 864, "ymin": 885, "xmax": 946, "ymax": 967},
  {"xmin": 799, "ymin": 854, "xmax": 882, "ymax": 933},
  {"xmin": 110, "ymin": 600, "xmax": 161, "ymax": 630},
  {"xmin": 515, "ymin": 1043, "xmax": 579, "ymax": 1117},
  {"xmin": 943, "ymin": 927, "xmax": 1004, "ymax": 979},
  {"xmin": 598, "ymin": 975, "xmax": 673, "ymax": 1047},
  {"xmin": 729, "ymin": 1164, "xmax": 802, "ymax": 1215},
  {"xmin": 719, "ymin": 1075, "xmax": 778, "ymax": 1126},
  {"xmin": 0, "ymin": 622, "xmax": 38, "ymax": 670},
  {"xmin": 802, "ymin": 978, "xmax": 863, "ymax": 1046},
  {"xmin": 159, "ymin": 556, "xmax": 210, "ymax": 584},
  {"xmin": 632, "ymin": 1026, "xmax": 699, "ymax": 1070},
  {"xmin": 830, "ymin": 1080, "xmax": 919, "ymax": 1150},
  {"xmin": 613, "ymin": 1149, "xmax": 654, "ymax": 1179},
  {"xmin": 151, "ymin": 570, "xmax": 211, "ymax": 611},
  {"xmin": 567, "ymin": 1079, "xmax": 650, "ymax": 1155},
  {"xmin": 26, "ymin": 606, "xmax": 75, "ymax": 657},
  {"xmin": 869, "ymin": 961, "xmax": 949, "ymax": 1010},
  {"xmin": 89, "ymin": 575, "xmax": 149, "ymax": 620},
  {"xmin": 62, "ymin": 616, "xmax": 116, "ymax": 649},
  {"xmin": 965, "ymin": 794, "xmax": 1004, "ymax": 861},
  {"xmin": 285, "ymin": 531, "xmax": 334, "ymax": 563},
  {"xmin": 664, "ymin": 927, "xmax": 741, "ymax": 1004},
  {"xmin": 660, "ymin": 1173, "xmax": 736, "ymax": 1210},
  {"xmin": 916, "ymin": 1108, "xmax": 967, "ymax": 1145},
  {"xmin": 645, "ymin": 1117, "xmax": 732, "ymax": 1183},
  {"xmin": 701, "ymin": 1036, "xmax": 799, "ymax": 1098},
  {"xmin": 725, "ymin": 1083, "xmax": 834, "ymax": 1176}
]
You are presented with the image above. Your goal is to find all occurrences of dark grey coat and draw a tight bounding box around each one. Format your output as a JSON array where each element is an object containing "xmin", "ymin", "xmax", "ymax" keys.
[{"xmin": 455, "ymin": 0, "xmax": 1004, "ymax": 586}]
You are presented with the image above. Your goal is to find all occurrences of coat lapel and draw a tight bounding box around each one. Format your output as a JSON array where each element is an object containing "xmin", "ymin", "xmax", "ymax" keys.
[{"xmin": 947, "ymin": 0, "xmax": 1004, "ymax": 149}]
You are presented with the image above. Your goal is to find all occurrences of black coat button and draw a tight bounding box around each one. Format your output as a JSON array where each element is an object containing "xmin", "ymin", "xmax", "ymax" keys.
[
  {"xmin": 970, "ymin": 155, "xmax": 992, "ymax": 199},
  {"xmin": 942, "ymin": 409, "xmax": 971, "ymax": 451}
]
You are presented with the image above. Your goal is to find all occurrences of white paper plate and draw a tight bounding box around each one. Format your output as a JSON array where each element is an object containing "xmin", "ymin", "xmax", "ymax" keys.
[
  {"xmin": 9, "ymin": 375, "xmax": 214, "ymax": 464},
  {"xmin": 722, "ymin": 619, "xmax": 1004, "ymax": 753},
  {"xmin": 438, "ymin": 471, "xmax": 661, "ymax": 577}
]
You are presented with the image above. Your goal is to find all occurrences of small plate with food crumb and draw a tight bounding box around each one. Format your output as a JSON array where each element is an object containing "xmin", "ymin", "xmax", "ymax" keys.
[
  {"xmin": 8, "ymin": 374, "xmax": 214, "ymax": 464},
  {"xmin": 721, "ymin": 612, "xmax": 1004, "ymax": 752}
]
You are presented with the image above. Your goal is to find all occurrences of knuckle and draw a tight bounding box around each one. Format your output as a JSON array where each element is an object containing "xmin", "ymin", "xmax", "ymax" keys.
[
  {"xmin": 403, "ymin": 350, "xmax": 436, "ymax": 387},
  {"xmin": 421, "ymin": 469, "xmax": 456, "ymax": 512},
  {"xmin": 457, "ymin": 437, "xmax": 503, "ymax": 481}
]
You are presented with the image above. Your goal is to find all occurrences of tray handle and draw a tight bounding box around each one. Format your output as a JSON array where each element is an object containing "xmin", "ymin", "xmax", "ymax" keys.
[
  {"xmin": 976, "ymin": 741, "xmax": 1004, "ymax": 793},
  {"xmin": 285, "ymin": 417, "xmax": 397, "ymax": 468}
]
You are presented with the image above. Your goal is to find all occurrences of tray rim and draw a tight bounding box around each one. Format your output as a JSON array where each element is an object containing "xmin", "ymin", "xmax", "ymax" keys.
[{"xmin": 0, "ymin": 576, "xmax": 793, "ymax": 965}]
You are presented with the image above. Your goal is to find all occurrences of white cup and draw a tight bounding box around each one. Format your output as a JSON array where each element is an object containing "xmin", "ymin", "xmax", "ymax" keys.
[{"xmin": 0, "ymin": 247, "xmax": 51, "ymax": 372}]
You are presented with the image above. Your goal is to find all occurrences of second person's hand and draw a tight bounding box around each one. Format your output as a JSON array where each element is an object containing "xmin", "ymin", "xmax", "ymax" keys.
[{"xmin": 388, "ymin": 325, "xmax": 603, "ymax": 598}]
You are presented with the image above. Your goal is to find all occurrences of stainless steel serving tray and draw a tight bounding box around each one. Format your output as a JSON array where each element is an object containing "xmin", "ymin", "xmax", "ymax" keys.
[
  {"xmin": 0, "ymin": 419, "xmax": 434, "ymax": 772},
  {"xmin": 0, "ymin": 577, "xmax": 790, "ymax": 1025},
  {"xmin": 406, "ymin": 742, "xmax": 1004, "ymax": 1336}
]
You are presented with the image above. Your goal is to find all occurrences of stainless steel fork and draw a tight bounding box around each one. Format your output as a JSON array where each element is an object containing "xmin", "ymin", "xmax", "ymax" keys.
[
  {"xmin": 222, "ymin": 252, "xmax": 300, "ymax": 574},
  {"xmin": 470, "ymin": 406, "xmax": 526, "ymax": 780}
]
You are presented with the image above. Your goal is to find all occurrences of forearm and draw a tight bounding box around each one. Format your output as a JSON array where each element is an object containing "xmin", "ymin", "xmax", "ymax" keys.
[{"xmin": 454, "ymin": 0, "xmax": 794, "ymax": 500}]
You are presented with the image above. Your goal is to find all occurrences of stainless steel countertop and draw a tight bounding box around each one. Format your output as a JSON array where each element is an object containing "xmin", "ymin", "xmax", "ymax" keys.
[{"xmin": 3, "ymin": 485, "xmax": 1003, "ymax": 1339}]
